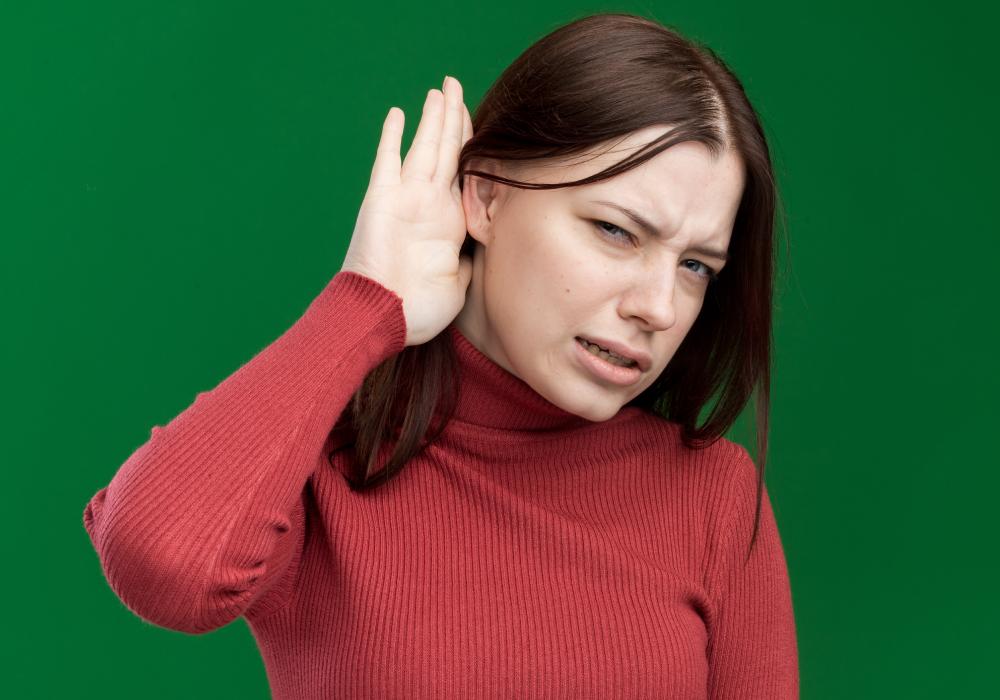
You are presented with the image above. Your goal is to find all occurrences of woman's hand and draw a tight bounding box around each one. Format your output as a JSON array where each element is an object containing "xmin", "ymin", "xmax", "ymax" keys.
[{"xmin": 340, "ymin": 75, "xmax": 475, "ymax": 348}]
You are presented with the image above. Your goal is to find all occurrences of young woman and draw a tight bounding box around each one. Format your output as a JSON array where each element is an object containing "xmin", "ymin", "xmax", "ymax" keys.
[{"xmin": 83, "ymin": 13, "xmax": 798, "ymax": 699}]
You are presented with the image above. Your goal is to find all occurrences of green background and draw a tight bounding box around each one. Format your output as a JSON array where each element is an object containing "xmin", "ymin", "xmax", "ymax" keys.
[{"xmin": 4, "ymin": 1, "xmax": 996, "ymax": 697}]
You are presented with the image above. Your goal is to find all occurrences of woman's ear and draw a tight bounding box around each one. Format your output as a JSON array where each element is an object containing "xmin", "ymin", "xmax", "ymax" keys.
[{"xmin": 462, "ymin": 160, "xmax": 505, "ymax": 247}]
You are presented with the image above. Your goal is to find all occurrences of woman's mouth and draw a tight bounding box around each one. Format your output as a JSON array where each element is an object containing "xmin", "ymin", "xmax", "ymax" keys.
[
  {"xmin": 573, "ymin": 337, "xmax": 644, "ymax": 387},
  {"xmin": 575, "ymin": 336, "xmax": 638, "ymax": 367}
]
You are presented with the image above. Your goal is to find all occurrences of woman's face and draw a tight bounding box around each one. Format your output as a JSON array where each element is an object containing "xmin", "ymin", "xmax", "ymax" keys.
[{"xmin": 454, "ymin": 125, "xmax": 745, "ymax": 422}]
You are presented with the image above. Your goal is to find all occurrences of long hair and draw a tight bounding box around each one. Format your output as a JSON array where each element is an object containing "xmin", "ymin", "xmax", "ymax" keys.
[{"xmin": 335, "ymin": 12, "xmax": 787, "ymax": 561}]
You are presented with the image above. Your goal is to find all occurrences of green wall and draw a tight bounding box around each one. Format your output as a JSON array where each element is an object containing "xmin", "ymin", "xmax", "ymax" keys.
[{"xmin": 4, "ymin": 1, "xmax": 995, "ymax": 697}]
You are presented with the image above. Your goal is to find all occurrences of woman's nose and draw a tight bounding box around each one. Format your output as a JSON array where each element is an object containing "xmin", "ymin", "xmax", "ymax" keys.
[{"xmin": 622, "ymin": 273, "xmax": 677, "ymax": 331}]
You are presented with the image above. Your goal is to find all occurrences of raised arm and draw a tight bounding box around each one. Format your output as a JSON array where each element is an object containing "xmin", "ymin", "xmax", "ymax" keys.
[
  {"xmin": 83, "ymin": 74, "xmax": 477, "ymax": 635},
  {"xmin": 82, "ymin": 270, "xmax": 406, "ymax": 634}
]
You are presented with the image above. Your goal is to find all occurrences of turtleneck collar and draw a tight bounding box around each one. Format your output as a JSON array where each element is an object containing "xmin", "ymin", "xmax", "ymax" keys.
[{"xmin": 443, "ymin": 321, "xmax": 601, "ymax": 433}]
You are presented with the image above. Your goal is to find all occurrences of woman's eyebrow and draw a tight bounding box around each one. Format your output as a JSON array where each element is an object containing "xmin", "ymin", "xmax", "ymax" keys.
[{"xmin": 592, "ymin": 199, "xmax": 729, "ymax": 262}]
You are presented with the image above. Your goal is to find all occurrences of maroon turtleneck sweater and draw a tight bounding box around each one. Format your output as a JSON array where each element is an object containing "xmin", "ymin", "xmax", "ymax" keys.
[{"xmin": 83, "ymin": 270, "xmax": 799, "ymax": 698}]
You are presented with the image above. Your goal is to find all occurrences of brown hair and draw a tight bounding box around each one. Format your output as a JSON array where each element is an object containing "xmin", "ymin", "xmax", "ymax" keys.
[{"xmin": 334, "ymin": 11, "xmax": 787, "ymax": 562}]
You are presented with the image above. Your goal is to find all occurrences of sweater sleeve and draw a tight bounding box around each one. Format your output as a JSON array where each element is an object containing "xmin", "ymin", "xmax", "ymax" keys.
[
  {"xmin": 703, "ymin": 445, "xmax": 800, "ymax": 699},
  {"xmin": 81, "ymin": 270, "xmax": 407, "ymax": 635}
]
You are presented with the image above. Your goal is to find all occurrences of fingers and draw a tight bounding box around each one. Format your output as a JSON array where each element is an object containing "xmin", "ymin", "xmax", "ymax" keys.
[
  {"xmin": 401, "ymin": 87, "xmax": 445, "ymax": 182},
  {"xmin": 370, "ymin": 79, "xmax": 473, "ymax": 193},
  {"xmin": 451, "ymin": 96, "xmax": 475, "ymax": 199},
  {"xmin": 462, "ymin": 101, "xmax": 473, "ymax": 145},
  {"xmin": 434, "ymin": 76, "xmax": 464, "ymax": 186},
  {"xmin": 369, "ymin": 106, "xmax": 404, "ymax": 190}
]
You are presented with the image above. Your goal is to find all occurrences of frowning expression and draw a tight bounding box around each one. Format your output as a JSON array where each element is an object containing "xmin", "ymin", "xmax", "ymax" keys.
[{"xmin": 456, "ymin": 125, "xmax": 745, "ymax": 422}]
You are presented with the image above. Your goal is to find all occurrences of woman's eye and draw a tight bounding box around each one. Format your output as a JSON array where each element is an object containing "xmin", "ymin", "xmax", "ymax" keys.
[
  {"xmin": 593, "ymin": 220, "xmax": 636, "ymax": 245},
  {"xmin": 684, "ymin": 259, "xmax": 719, "ymax": 282},
  {"xmin": 594, "ymin": 220, "xmax": 720, "ymax": 283}
]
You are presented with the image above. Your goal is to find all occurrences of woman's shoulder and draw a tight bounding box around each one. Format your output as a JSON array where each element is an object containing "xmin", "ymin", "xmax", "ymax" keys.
[
  {"xmin": 628, "ymin": 409, "xmax": 746, "ymax": 455},
  {"xmin": 624, "ymin": 409, "xmax": 753, "ymax": 486}
]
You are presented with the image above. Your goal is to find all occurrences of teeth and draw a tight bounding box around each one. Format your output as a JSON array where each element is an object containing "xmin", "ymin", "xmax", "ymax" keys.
[{"xmin": 578, "ymin": 338, "xmax": 637, "ymax": 368}]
